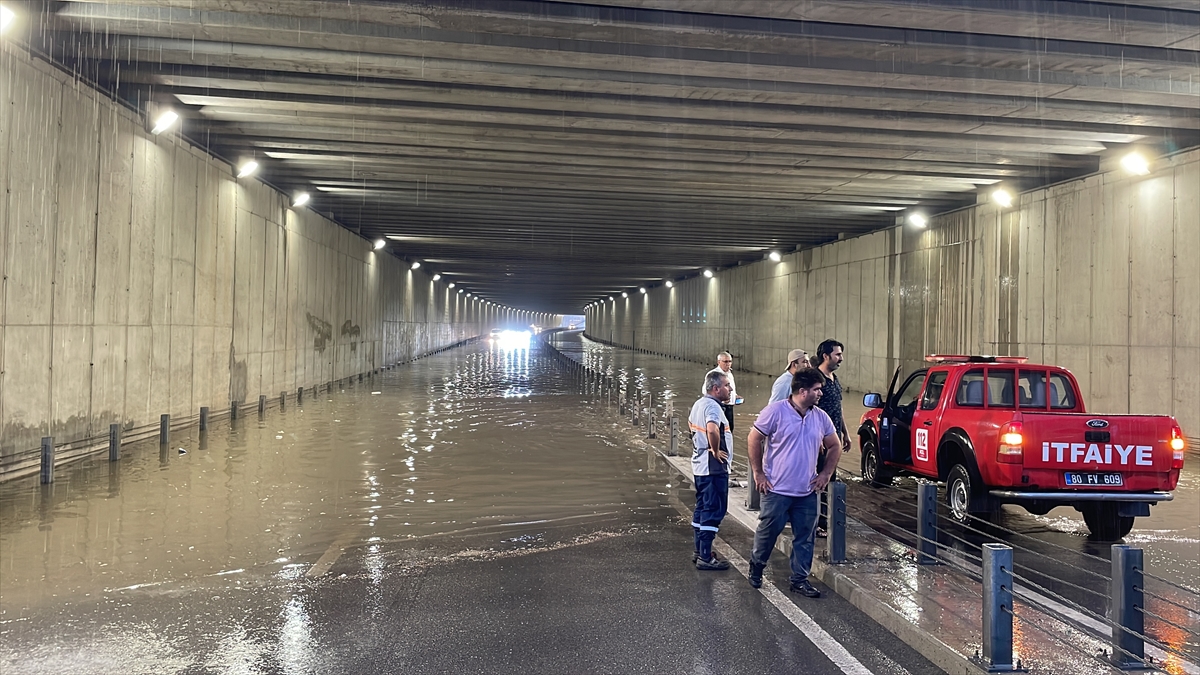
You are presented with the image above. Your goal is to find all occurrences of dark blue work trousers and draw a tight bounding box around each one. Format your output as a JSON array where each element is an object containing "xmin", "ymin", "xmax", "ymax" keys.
[
  {"xmin": 692, "ymin": 473, "xmax": 728, "ymax": 561},
  {"xmin": 750, "ymin": 491, "xmax": 819, "ymax": 584}
]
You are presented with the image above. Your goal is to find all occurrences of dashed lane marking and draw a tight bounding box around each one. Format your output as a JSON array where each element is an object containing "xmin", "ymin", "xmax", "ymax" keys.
[{"xmin": 713, "ymin": 539, "xmax": 898, "ymax": 675}]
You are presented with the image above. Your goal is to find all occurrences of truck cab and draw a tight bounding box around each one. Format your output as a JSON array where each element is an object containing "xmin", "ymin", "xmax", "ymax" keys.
[{"xmin": 858, "ymin": 355, "xmax": 1186, "ymax": 540}]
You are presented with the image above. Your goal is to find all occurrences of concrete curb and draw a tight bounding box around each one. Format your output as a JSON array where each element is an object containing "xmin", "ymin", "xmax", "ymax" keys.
[
  {"xmin": 660, "ymin": 452, "xmax": 986, "ymax": 675},
  {"xmin": 810, "ymin": 557, "xmax": 986, "ymax": 675}
]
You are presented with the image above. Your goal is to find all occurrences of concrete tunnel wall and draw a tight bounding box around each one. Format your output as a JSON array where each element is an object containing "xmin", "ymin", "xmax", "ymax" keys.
[
  {"xmin": 587, "ymin": 147, "xmax": 1200, "ymax": 440},
  {"xmin": 0, "ymin": 46, "xmax": 539, "ymax": 477}
]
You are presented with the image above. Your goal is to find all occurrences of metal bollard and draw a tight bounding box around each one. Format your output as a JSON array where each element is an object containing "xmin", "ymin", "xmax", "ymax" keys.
[
  {"xmin": 747, "ymin": 481, "xmax": 761, "ymax": 511},
  {"xmin": 40, "ymin": 437, "xmax": 54, "ymax": 484},
  {"xmin": 826, "ymin": 480, "xmax": 847, "ymax": 564},
  {"xmin": 160, "ymin": 414, "xmax": 170, "ymax": 445},
  {"xmin": 669, "ymin": 415, "xmax": 679, "ymax": 456},
  {"xmin": 980, "ymin": 543, "xmax": 1020, "ymax": 672},
  {"xmin": 199, "ymin": 406, "xmax": 209, "ymax": 432},
  {"xmin": 109, "ymin": 423, "xmax": 121, "ymax": 461},
  {"xmin": 280, "ymin": 391, "xmax": 286, "ymax": 408},
  {"xmin": 297, "ymin": 387, "xmax": 304, "ymax": 403},
  {"xmin": 917, "ymin": 482, "xmax": 938, "ymax": 565},
  {"xmin": 258, "ymin": 395, "xmax": 267, "ymax": 415},
  {"xmin": 1110, "ymin": 545, "xmax": 1146, "ymax": 670},
  {"xmin": 646, "ymin": 393, "xmax": 656, "ymax": 438}
]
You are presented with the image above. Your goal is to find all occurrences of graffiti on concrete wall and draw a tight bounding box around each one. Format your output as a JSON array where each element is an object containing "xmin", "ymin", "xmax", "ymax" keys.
[{"xmin": 342, "ymin": 320, "xmax": 361, "ymax": 352}]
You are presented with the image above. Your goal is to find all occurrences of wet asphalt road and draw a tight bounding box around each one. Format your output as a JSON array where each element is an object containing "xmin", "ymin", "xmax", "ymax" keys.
[
  {"xmin": 0, "ymin": 334, "xmax": 941, "ymax": 674},
  {"xmin": 557, "ymin": 332, "xmax": 1200, "ymax": 665}
]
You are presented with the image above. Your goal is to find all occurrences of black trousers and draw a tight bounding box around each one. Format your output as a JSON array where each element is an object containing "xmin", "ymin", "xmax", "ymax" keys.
[{"xmin": 721, "ymin": 404, "xmax": 735, "ymax": 432}]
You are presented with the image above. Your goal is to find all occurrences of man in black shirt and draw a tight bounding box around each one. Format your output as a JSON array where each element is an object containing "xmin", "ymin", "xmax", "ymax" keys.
[{"xmin": 812, "ymin": 339, "xmax": 848, "ymax": 536}]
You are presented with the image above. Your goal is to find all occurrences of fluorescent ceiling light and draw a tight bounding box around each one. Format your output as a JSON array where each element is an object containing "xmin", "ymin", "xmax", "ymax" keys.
[
  {"xmin": 150, "ymin": 110, "xmax": 179, "ymax": 135},
  {"xmin": 1120, "ymin": 151, "xmax": 1150, "ymax": 176},
  {"xmin": 0, "ymin": 5, "xmax": 16, "ymax": 34}
]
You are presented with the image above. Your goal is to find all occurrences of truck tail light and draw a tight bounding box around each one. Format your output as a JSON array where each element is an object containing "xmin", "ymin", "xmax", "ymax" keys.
[
  {"xmin": 998, "ymin": 422, "xmax": 1024, "ymax": 464},
  {"xmin": 1170, "ymin": 426, "xmax": 1186, "ymax": 469}
]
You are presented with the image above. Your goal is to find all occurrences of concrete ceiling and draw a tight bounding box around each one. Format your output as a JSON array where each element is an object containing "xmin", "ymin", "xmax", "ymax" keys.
[{"xmin": 16, "ymin": 0, "xmax": 1200, "ymax": 312}]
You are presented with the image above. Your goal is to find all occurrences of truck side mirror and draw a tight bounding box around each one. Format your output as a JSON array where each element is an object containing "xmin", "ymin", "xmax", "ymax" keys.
[{"xmin": 863, "ymin": 393, "xmax": 884, "ymax": 408}]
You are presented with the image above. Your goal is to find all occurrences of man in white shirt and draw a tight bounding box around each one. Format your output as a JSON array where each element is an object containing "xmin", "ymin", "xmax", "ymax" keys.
[
  {"xmin": 769, "ymin": 349, "xmax": 809, "ymax": 403},
  {"xmin": 705, "ymin": 352, "xmax": 738, "ymax": 433}
]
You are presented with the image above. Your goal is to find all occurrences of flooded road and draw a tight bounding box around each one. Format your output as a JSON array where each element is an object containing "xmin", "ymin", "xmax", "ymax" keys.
[{"xmin": 0, "ymin": 334, "xmax": 945, "ymax": 675}]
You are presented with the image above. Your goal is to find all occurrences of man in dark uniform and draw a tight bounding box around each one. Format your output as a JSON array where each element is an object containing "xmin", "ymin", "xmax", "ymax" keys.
[{"xmin": 812, "ymin": 339, "xmax": 848, "ymax": 537}]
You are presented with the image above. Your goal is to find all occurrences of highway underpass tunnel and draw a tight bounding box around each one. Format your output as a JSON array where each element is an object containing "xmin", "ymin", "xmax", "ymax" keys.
[{"xmin": 2, "ymin": 0, "xmax": 1199, "ymax": 672}]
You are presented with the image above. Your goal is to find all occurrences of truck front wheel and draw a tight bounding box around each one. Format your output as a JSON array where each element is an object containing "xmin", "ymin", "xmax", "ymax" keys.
[
  {"xmin": 861, "ymin": 438, "xmax": 893, "ymax": 487},
  {"xmin": 1080, "ymin": 503, "xmax": 1135, "ymax": 541},
  {"xmin": 946, "ymin": 463, "xmax": 996, "ymax": 525}
]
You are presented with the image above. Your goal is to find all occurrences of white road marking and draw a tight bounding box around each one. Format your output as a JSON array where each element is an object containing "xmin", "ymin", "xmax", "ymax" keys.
[
  {"xmin": 713, "ymin": 539, "xmax": 887, "ymax": 675},
  {"xmin": 307, "ymin": 527, "xmax": 363, "ymax": 578}
]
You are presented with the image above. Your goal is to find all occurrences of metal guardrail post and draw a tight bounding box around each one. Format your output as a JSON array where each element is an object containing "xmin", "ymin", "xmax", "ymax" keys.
[
  {"xmin": 297, "ymin": 386, "xmax": 304, "ymax": 403},
  {"xmin": 109, "ymin": 423, "xmax": 121, "ymax": 461},
  {"xmin": 826, "ymin": 480, "xmax": 847, "ymax": 564},
  {"xmin": 258, "ymin": 395, "xmax": 267, "ymax": 415},
  {"xmin": 1110, "ymin": 545, "xmax": 1146, "ymax": 670},
  {"xmin": 917, "ymin": 482, "xmax": 938, "ymax": 565},
  {"xmin": 980, "ymin": 543, "xmax": 1020, "ymax": 672},
  {"xmin": 160, "ymin": 414, "xmax": 170, "ymax": 445},
  {"xmin": 40, "ymin": 437, "xmax": 54, "ymax": 484},
  {"xmin": 646, "ymin": 393, "xmax": 656, "ymax": 438},
  {"xmin": 280, "ymin": 391, "xmax": 286, "ymax": 408},
  {"xmin": 669, "ymin": 415, "xmax": 679, "ymax": 456},
  {"xmin": 199, "ymin": 407, "xmax": 209, "ymax": 432},
  {"xmin": 230, "ymin": 400, "xmax": 239, "ymax": 420}
]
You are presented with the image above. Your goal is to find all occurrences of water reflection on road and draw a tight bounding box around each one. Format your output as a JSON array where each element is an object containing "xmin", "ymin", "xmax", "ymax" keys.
[{"xmin": 0, "ymin": 337, "xmax": 675, "ymax": 618}]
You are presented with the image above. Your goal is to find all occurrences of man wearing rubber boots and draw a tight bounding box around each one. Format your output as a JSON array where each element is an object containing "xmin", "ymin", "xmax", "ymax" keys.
[
  {"xmin": 688, "ymin": 370, "xmax": 734, "ymax": 571},
  {"xmin": 745, "ymin": 368, "xmax": 843, "ymax": 596}
]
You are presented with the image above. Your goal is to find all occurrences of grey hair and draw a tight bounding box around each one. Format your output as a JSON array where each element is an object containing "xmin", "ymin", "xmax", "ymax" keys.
[
  {"xmin": 704, "ymin": 370, "xmax": 729, "ymax": 394},
  {"xmin": 717, "ymin": 351, "xmax": 732, "ymax": 360}
]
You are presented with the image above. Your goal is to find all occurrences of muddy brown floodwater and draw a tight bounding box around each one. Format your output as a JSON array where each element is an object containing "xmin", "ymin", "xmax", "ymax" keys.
[{"xmin": 0, "ymin": 338, "xmax": 682, "ymax": 660}]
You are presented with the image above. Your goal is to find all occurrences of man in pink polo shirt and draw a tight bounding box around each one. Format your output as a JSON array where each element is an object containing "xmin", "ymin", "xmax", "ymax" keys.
[{"xmin": 745, "ymin": 368, "xmax": 843, "ymax": 597}]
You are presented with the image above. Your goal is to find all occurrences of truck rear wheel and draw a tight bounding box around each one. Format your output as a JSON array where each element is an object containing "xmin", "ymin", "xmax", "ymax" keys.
[
  {"xmin": 1081, "ymin": 503, "xmax": 1135, "ymax": 541},
  {"xmin": 861, "ymin": 438, "xmax": 893, "ymax": 487},
  {"xmin": 946, "ymin": 463, "xmax": 997, "ymax": 525}
]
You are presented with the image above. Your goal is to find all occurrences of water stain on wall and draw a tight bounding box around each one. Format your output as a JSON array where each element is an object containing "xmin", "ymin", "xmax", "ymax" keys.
[
  {"xmin": 307, "ymin": 313, "xmax": 332, "ymax": 353},
  {"xmin": 342, "ymin": 320, "xmax": 361, "ymax": 353},
  {"xmin": 228, "ymin": 345, "xmax": 248, "ymax": 404}
]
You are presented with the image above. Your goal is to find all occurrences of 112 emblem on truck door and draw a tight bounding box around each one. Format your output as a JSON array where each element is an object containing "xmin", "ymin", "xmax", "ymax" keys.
[{"xmin": 915, "ymin": 428, "xmax": 929, "ymax": 462}]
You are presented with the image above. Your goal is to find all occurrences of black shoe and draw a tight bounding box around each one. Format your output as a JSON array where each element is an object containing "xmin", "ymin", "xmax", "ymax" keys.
[
  {"xmin": 789, "ymin": 580, "xmax": 821, "ymax": 598},
  {"xmin": 748, "ymin": 562, "xmax": 764, "ymax": 588},
  {"xmin": 696, "ymin": 556, "xmax": 731, "ymax": 571}
]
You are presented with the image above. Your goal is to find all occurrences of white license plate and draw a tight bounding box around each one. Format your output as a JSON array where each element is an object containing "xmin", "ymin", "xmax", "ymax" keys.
[{"xmin": 1064, "ymin": 472, "xmax": 1123, "ymax": 487}]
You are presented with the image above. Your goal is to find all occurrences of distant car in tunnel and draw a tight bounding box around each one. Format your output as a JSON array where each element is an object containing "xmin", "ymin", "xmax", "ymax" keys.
[
  {"xmin": 857, "ymin": 355, "xmax": 1186, "ymax": 540},
  {"xmin": 489, "ymin": 328, "xmax": 503, "ymax": 339}
]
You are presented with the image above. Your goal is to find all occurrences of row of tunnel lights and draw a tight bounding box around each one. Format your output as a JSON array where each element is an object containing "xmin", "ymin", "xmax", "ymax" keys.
[
  {"xmin": 584, "ymin": 149, "xmax": 1157, "ymax": 312},
  {"xmin": 5, "ymin": 6, "xmax": 1160, "ymax": 316},
  {"xmin": 145, "ymin": 106, "xmax": 540, "ymax": 315}
]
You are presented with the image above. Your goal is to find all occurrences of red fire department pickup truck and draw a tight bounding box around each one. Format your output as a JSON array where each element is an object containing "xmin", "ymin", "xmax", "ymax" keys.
[{"xmin": 857, "ymin": 355, "xmax": 1187, "ymax": 540}]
